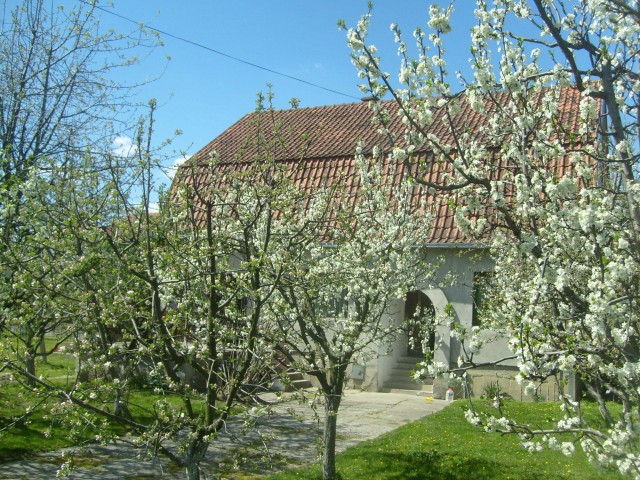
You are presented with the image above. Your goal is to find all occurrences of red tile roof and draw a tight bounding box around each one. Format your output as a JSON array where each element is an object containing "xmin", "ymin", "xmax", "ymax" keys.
[
  {"xmin": 180, "ymin": 86, "xmax": 590, "ymax": 245},
  {"xmin": 194, "ymin": 101, "xmax": 398, "ymax": 162}
]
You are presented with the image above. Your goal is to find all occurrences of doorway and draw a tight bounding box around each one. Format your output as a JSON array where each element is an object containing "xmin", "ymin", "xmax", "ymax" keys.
[{"xmin": 404, "ymin": 290, "xmax": 436, "ymax": 358}]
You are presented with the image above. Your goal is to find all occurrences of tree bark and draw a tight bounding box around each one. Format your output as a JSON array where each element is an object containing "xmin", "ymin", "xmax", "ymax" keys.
[
  {"xmin": 24, "ymin": 350, "xmax": 36, "ymax": 387},
  {"xmin": 185, "ymin": 438, "xmax": 208, "ymax": 480},
  {"xmin": 322, "ymin": 392, "xmax": 342, "ymax": 480},
  {"xmin": 39, "ymin": 338, "xmax": 48, "ymax": 364},
  {"xmin": 112, "ymin": 387, "xmax": 132, "ymax": 420}
]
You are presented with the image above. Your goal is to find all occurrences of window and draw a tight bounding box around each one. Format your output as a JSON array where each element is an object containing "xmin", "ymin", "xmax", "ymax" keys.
[
  {"xmin": 316, "ymin": 289, "xmax": 348, "ymax": 319},
  {"xmin": 472, "ymin": 271, "xmax": 493, "ymax": 327}
]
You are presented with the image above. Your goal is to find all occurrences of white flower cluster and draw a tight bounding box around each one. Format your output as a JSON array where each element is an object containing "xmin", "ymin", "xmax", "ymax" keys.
[
  {"xmin": 483, "ymin": 415, "xmax": 512, "ymax": 433},
  {"xmin": 343, "ymin": 0, "xmax": 640, "ymax": 477},
  {"xmin": 465, "ymin": 408, "xmax": 482, "ymax": 426}
]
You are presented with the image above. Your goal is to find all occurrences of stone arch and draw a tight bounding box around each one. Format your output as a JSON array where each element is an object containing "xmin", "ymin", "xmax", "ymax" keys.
[
  {"xmin": 404, "ymin": 290, "xmax": 436, "ymax": 358},
  {"xmin": 414, "ymin": 288, "xmax": 455, "ymax": 366}
]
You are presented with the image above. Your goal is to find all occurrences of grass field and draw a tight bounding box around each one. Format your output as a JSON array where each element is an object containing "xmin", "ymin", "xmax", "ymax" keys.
[
  {"xmin": 266, "ymin": 400, "xmax": 627, "ymax": 480},
  {"xmin": 0, "ymin": 351, "xmax": 81, "ymax": 462},
  {"xmin": 1, "ymin": 347, "xmax": 205, "ymax": 463},
  {"xmin": 0, "ymin": 347, "xmax": 151, "ymax": 462}
]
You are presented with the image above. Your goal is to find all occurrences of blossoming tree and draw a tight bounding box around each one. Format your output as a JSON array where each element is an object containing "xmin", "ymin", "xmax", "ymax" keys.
[
  {"xmin": 344, "ymin": 0, "xmax": 640, "ymax": 477},
  {"xmin": 265, "ymin": 146, "xmax": 434, "ymax": 480},
  {"xmin": 0, "ymin": 0, "xmax": 156, "ymax": 390},
  {"xmin": 82, "ymin": 99, "xmax": 331, "ymax": 479},
  {"xmin": 0, "ymin": 2, "xmax": 297, "ymax": 478},
  {"xmin": 1, "ymin": 99, "xmax": 304, "ymax": 480}
]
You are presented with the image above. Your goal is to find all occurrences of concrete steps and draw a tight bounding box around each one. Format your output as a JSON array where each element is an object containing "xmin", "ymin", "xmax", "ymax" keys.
[
  {"xmin": 284, "ymin": 370, "xmax": 313, "ymax": 391},
  {"xmin": 384, "ymin": 356, "xmax": 433, "ymax": 394},
  {"xmin": 388, "ymin": 387, "xmax": 434, "ymax": 396},
  {"xmin": 271, "ymin": 353, "xmax": 313, "ymax": 392}
]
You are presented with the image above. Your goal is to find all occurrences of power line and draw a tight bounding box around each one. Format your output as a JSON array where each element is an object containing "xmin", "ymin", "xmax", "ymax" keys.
[{"xmin": 82, "ymin": 0, "xmax": 361, "ymax": 101}]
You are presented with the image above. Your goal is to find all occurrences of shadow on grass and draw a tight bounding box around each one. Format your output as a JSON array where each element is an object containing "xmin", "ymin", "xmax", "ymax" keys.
[
  {"xmin": 344, "ymin": 449, "xmax": 540, "ymax": 480},
  {"xmin": 0, "ymin": 423, "xmax": 50, "ymax": 462},
  {"xmin": 277, "ymin": 451, "xmax": 510, "ymax": 480},
  {"xmin": 280, "ymin": 447, "xmax": 599, "ymax": 480}
]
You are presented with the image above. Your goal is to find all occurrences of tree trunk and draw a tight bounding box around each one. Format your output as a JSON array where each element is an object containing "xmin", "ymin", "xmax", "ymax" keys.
[
  {"xmin": 322, "ymin": 393, "xmax": 342, "ymax": 480},
  {"xmin": 585, "ymin": 382, "xmax": 614, "ymax": 425},
  {"xmin": 39, "ymin": 338, "xmax": 48, "ymax": 364},
  {"xmin": 112, "ymin": 387, "xmax": 132, "ymax": 420},
  {"xmin": 185, "ymin": 457, "xmax": 200, "ymax": 480},
  {"xmin": 184, "ymin": 437, "xmax": 208, "ymax": 480},
  {"xmin": 25, "ymin": 350, "xmax": 36, "ymax": 387}
]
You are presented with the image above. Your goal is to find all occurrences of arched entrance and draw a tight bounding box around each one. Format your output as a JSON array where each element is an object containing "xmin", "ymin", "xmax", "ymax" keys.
[{"xmin": 404, "ymin": 290, "xmax": 436, "ymax": 358}]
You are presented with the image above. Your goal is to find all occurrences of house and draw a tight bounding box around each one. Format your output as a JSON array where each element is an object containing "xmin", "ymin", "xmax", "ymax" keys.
[{"xmin": 177, "ymin": 87, "xmax": 587, "ymax": 400}]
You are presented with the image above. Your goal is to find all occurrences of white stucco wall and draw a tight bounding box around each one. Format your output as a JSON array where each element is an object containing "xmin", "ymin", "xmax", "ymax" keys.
[{"xmin": 348, "ymin": 245, "xmax": 559, "ymax": 400}]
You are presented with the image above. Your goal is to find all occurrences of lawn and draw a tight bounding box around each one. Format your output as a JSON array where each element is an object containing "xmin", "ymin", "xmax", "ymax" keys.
[
  {"xmin": 0, "ymin": 351, "xmax": 81, "ymax": 462},
  {"xmin": 1, "ymin": 347, "xmax": 215, "ymax": 463},
  {"xmin": 266, "ymin": 400, "xmax": 627, "ymax": 480},
  {"xmin": 0, "ymin": 348, "xmax": 143, "ymax": 462}
]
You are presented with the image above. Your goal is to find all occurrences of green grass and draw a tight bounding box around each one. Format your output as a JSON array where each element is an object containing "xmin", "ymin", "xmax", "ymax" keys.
[
  {"xmin": 0, "ymin": 382, "xmax": 75, "ymax": 462},
  {"xmin": 267, "ymin": 400, "xmax": 627, "ymax": 480},
  {"xmin": 0, "ymin": 378, "xmax": 186, "ymax": 463},
  {"xmin": 35, "ymin": 352, "xmax": 77, "ymax": 379},
  {"xmin": 1, "ymin": 347, "xmax": 119, "ymax": 462},
  {"xmin": 0, "ymin": 344, "xmax": 92, "ymax": 461},
  {"xmin": 0, "ymin": 349, "xmax": 231, "ymax": 463}
]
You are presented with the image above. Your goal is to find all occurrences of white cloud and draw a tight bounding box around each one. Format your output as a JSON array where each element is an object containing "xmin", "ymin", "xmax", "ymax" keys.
[
  {"xmin": 165, "ymin": 155, "xmax": 190, "ymax": 180},
  {"xmin": 112, "ymin": 136, "xmax": 138, "ymax": 157}
]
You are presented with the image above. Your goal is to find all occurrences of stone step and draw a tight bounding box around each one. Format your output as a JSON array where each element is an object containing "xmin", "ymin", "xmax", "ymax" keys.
[
  {"xmin": 386, "ymin": 379, "xmax": 432, "ymax": 391},
  {"xmin": 287, "ymin": 371, "xmax": 305, "ymax": 381},
  {"xmin": 290, "ymin": 378, "xmax": 313, "ymax": 390},
  {"xmin": 387, "ymin": 385, "xmax": 434, "ymax": 396},
  {"xmin": 396, "ymin": 356, "xmax": 425, "ymax": 366},
  {"xmin": 390, "ymin": 366, "xmax": 419, "ymax": 375},
  {"xmin": 384, "ymin": 370, "xmax": 433, "ymax": 388},
  {"xmin": 389, "ymin": 371, "xmax": 434, "ymax": 385},
  {"xmin": 285, "ymin": 370, "xmax": 313, "ymax": 391},
  {"xmin": 385, "ymin": 357, "xmax": 435, "ymax": 391}
]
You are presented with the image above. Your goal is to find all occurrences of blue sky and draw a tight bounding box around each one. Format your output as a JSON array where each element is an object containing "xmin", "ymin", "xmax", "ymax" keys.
[
  {"xmin": 6, "ymin": 1, "xmax": 482, "ymax": 180},
  {"xmin": 95, "ymin": 1, "xmax": 479, "ymax": 178}
]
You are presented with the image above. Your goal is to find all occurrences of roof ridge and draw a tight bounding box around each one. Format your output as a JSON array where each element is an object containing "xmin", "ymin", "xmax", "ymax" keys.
[{"xmin": 190, "ymin": 84, "xmax": 585, "ymax": 164}]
